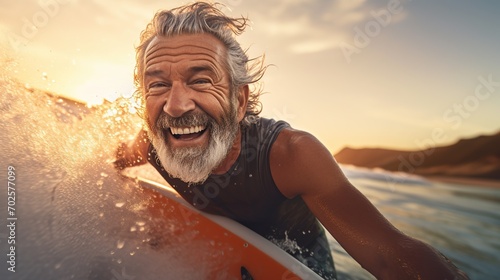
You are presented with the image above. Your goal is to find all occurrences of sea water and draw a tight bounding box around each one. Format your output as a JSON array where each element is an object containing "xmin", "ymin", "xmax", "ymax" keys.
[
  {"xmin": 331, "ymin": 169, "xmax": 500, "ymax": 280},
  {"xmin": 1, "ymin": 73, "xmax": 499, "ymax": 279}
]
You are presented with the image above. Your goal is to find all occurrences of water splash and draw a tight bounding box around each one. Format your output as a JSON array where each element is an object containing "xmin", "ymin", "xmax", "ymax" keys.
[
  {"xmin": 1, "ymin": 66, "xmax": 142, "ymax": 182},
  {"xmin": 0, "ymin": 60, "xmax": 211, "ymax": 279},
  {"xmin": 115, "ymin": 202, "xmax": 126, "ymax": 208},
  {"xmin": 116, "ymin": 240, "xmax": 125, "ymax": 249},
  {"xmin": 267, "ymin": 231, "xmax": 302, "ymax": 255}
]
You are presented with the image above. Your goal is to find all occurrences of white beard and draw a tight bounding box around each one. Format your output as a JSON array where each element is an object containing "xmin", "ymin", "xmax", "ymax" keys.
[{"xmin": 148, "ymin": 105, "xmax": 239, "ymax": 184}]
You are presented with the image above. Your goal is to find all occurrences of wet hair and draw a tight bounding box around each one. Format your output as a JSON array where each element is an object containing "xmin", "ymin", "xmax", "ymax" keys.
[{"xmin": 134, "ymin": 2, "xmax": 266, "ymax": 123}]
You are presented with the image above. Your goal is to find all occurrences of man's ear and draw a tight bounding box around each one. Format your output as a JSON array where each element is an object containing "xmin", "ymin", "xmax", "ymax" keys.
[{"xmin": 236, "ymin": 85, "xmax": 249, "ymax": 122}]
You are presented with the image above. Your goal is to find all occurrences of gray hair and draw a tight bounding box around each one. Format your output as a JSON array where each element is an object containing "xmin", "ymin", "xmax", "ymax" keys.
[{"xmin": 134, "ymin": 2, "xmax": 266, "ymax": 123}]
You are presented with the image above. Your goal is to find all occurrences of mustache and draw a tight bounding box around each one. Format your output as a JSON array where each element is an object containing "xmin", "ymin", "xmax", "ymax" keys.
[{"xmin": 156, "ymin": 112, "xmax": 211, "ymax": 130}]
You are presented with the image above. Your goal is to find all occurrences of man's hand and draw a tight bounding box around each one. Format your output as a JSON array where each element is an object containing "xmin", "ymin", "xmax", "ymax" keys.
[{"xmin": 113, "ymin": 129, "xmax": 150, "ymax": 170}]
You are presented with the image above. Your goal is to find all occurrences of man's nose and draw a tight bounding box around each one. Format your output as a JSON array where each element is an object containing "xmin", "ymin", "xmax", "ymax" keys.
[{"xmin": 163, "ymin": 82, "xmax": 195, "ymax": 117}]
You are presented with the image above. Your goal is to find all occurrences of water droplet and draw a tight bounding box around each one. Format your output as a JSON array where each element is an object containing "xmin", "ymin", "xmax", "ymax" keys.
[
  {"xmin": 136, "ymin": 221, "xmax": 146, "ymax": 226},
  {"xmin": 248, "ymin": 174, "xmax": 253, "ymax": 178},
  {"xmin": 130, "ymin": 226, "xmax": 137, "ymax": 232},
  {"xmin": 110, "ymin": 250, "xmax": 115, "ymax": 255},
  {"xmin": 42, "ymin": 72, "xmax": 48, "ymax": 80},
  {"xmin": 117, "ymin": 240, "xmax": 125, "ymax": 249},
  {"xmin": 115, "ymin": 202, "xmax": 125, "ymax": 208},
  {"xmin": 100, "ymin": 172, "xmax": 108, "ymax": 177},
  {"xmin": 209, "ymin": 240, "xmax": 215, "ymax": 246},
  {"xmin": 99, "ymin": 213, "xmax": 104, "ymax": 218},
  {"xmin": 243, "ymin": 243, "xmax": 248, "ymax": 248},
  {"xmin": 54, "ymin": 263, "xmax": 62, "ymax": 269},
  {"xmin": 96, "ymin": 179, "xmax": 103, "ymax": 186},
  {"xmin": 130, "ymin": 251, "xmax": 136, "ymax": 256},
  {"xmin": 117, "ymin": 259, "xmax": 122, "ymax": 264}
]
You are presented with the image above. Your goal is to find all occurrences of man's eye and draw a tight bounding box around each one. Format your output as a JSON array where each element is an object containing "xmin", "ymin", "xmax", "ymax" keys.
[
  {"xmin": 192, "ymin": 79, "xmax": 210, "ymax": 85},
  {"xmin": 190, "ymin": 79, "xmax": 212, "ymax": 90},
  {"xmin": 149, "ymin": 82, "xmax": 169, "ymax": 89}
]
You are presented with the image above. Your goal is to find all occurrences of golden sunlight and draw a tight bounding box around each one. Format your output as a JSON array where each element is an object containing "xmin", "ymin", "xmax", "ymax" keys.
[{"xmin": 72, "ymin": 74, "xmax": 135, "ymax": 107}]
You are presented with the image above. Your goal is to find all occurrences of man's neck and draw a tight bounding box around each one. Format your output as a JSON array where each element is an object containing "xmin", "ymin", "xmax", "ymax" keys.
[{"xmin": 212, "ymin": 129, "xmax": 242, "ymax": 175}]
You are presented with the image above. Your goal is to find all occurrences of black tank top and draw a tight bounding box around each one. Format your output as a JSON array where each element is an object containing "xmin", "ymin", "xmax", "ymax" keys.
[{"xmin": 147, "ymin": 118, "xmax": 324, "ymax": 251}]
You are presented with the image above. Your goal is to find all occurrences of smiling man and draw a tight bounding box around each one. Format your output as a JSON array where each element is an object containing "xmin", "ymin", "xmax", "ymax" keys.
[{"xmin": 115, "ymin": 2, "xmax": 468, "ymax": 279}]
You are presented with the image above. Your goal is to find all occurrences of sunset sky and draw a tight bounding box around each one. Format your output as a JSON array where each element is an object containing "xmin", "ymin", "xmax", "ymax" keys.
[{"xmin": 1, "ymin": 0, "xmax": 499, "ymax": 153}]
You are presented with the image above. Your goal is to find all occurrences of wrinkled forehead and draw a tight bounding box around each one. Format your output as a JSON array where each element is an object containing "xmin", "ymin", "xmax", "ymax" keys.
[{"xmin": 144, "ymin": 33, "xmax": 227, "ymax": 67}]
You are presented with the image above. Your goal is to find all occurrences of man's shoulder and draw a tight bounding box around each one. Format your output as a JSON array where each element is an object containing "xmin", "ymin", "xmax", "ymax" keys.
[
  {"xmin": 269, "ymin": 124, "xmax": 340, "ymax": 198},
  {"xmin": 271, "ymin": 127, "xmax": 319, "ymax": 156}
]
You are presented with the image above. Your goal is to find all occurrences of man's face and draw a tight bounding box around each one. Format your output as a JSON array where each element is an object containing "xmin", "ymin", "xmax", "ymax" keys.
[{"xmin": 142, "ymin": 33, "xmax": 242, "ymax": 184}]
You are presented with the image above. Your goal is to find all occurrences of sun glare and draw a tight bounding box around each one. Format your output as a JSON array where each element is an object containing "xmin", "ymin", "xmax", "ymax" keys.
[{"xmin": 73, "ymin": 78, "xmax": 135, "ymax": 108}]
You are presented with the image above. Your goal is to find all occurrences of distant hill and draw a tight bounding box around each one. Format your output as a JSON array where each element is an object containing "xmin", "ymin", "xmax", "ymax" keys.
[{"xmin": 334, "ymin": 132, "xmax": 500, "ymax": 180}]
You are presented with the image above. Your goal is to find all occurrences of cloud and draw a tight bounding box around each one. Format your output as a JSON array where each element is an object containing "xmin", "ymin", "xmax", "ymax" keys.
[
  {"xmin": 243, "ymin": 0, "xmax": 409, "ymax": 54},
  {"xmin": 289, "ymin": 40, "xmax": 335, "ymax": 54},
  {"xmin": 334, "ymin": 0, "xmax": 367, "ymax": 13},
  {"xmin": 90, "ymin": 0, "xmax": 150, "ymax": 21},
  {"xmin": 262, "ymin": 17, "xmax": 310, "ymax": 36}
]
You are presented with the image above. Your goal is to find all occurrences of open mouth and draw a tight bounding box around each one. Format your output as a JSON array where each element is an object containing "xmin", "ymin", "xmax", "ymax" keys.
[{"xmin": 169, "ymin": 125, "xmax": 208, "ymax": 141}]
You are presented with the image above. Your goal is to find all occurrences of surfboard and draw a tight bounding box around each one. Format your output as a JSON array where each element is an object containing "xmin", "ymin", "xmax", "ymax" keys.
[{"xmin": 132, "ymin": 176, "xmax": 323, "ymax": 279}]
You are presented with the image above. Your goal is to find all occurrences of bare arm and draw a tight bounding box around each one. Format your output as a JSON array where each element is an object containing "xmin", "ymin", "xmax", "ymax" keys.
[
  {"xmin": 113, "ymin": 129, "xmax": 150, "ymax": 169},
  {"xmin": 270, "ymin": 128, "xmax": 469, "ymax": 279}
]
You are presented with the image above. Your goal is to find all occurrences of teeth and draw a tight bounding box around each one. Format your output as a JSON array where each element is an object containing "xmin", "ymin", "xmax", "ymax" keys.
[{"xmin": 170, "ymin": 125, "xmax": 205, "ymax": 135}]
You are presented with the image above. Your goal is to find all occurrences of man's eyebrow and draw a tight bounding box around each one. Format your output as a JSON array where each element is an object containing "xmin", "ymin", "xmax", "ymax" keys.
[
  {"xmin": 187, "ymin": 65, "xmax": 216, "ymax": 74},
  {"xmin": 144, "ymin": 69, "xmax": 164, "ymax": 78}
]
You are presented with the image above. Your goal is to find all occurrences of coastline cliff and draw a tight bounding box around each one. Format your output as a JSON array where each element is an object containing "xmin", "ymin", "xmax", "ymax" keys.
[{"xmin": 335, "ymin": 132, "xmax": 500, "ymax": 180}]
